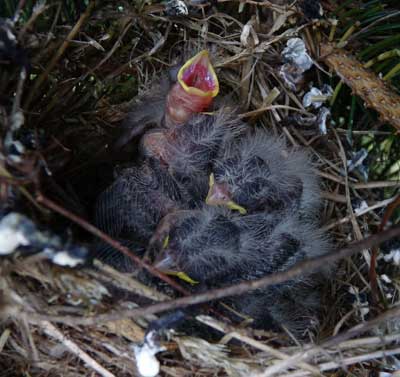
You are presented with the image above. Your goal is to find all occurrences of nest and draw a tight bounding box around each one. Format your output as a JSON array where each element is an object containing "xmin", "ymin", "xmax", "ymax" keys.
[{"xmin": 0, "ymin": 1, "xmax": 399, "ymax": 376}]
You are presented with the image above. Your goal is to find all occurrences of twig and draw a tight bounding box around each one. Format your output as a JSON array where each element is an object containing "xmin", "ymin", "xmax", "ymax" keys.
[
  {"xmin": 0, "ymin": 329, "xmax": 11, "ymax": 353},
  {"xmin": 239, "ymin": 105, "xmax": 313, "ymax": 118},
  {"xmin": 322, "ymin": 196, "xmax": 398, "ymax": 231},
  {"xmin": 353, "ymin": 181, "xmax": 400, "ymax": 189},
  {"xmin": 35, "ymin": 194, "xmax": 189, "ymax": 296},
  {"xmin": 11, "ymin": 67, "xmax": 27, "ymax": 118},
  {"xmin": 25, "ymin": 224, "xmax": 400, "ymax": 326},
  {"xmin": 18, "ymin": 2, "xmax": 50, "ymax": 39},
  {"xmin": 84, "ymin": 20, "xmax": 134, "ymax": 79},
  {"xmin": 91, "ymin": 260, "xmax": 170, "ymax": 302}
]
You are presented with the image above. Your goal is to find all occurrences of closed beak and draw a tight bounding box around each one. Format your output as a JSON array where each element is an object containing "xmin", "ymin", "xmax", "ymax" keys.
[{"xmin": 205, "ymin": 173, "xmax": 247, "ymax": 214}]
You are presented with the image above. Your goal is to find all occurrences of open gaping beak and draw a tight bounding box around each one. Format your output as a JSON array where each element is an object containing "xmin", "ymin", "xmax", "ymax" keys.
[
  {"xmin": 205, "ymin": 173, "xmax": 247, "ymax": 215},
  {"xmin": 177, "ymin": 50, "xmax": 219, "ymax": 98},
  {"xmin": 165, "ymin": 50, "xmax": 219, "ymax": 128}
]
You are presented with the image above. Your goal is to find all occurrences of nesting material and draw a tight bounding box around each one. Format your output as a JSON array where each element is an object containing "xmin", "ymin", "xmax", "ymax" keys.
[
  {"xmin": 0, "ymin": 213, "xmax": 31, "ymax": 255},
  {"xmin": 134, "ymin": 331, "xmax": 165, "ymax": 377},
  {"xmin": 282, "ymin": 38, "xmax": 314, "ymax": 71},
  {"xmin": 1, "ymin": 2, "xmax": 400, "ymax": 376}
]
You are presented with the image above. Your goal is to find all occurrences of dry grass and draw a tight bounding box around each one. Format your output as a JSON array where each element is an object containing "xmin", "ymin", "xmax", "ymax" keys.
[{"xmin": 0, "ymin": 1, "xmax": 399, "ymax": 376}]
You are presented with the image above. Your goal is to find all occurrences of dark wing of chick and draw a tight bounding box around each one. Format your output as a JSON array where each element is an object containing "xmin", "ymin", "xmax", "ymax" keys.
[
  {"xmin": 94, "ymin": 160, "xmax": 184, "ymax": 243},
  {"xmin": 208, "ymin": 129, "xmax": 320, "ymax": 215},
  {"xmin": 91, "ymin": 239, "xmax": 146, "ymax": 273}
]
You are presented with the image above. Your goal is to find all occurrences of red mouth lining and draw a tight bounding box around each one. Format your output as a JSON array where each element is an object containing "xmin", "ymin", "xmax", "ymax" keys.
[{"xmin": 181, "ymin": 63, "xmax": 217, "ymax": 92}]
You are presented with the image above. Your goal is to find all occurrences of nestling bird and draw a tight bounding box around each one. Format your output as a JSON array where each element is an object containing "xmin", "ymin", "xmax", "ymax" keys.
[
  {"xmin": 152, "ymin": 207, "xmax": 330, "ymax": 335},
  {"xmin": 115, "ymin": 50, "xmax": 220, "ymax": 150},
  {"xmin": 94, "ymin": 159, "xmax": 184, "ymax": 244},
  {"xmin": 206, "ymin": 129, "xmax": 320, "ymax": 216}
]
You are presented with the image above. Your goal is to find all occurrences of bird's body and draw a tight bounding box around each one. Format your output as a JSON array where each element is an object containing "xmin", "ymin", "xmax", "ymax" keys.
[
  {"xmin": 207, "ymin": 129, "xmax": 320, "ymax": 216},
  {"xmin": 94, "ymin": 160, "xmax": 184, "ymax": 244},
  {"xmin": 153, "ymin": 207, "xmax": 331, "ymax": 335}
]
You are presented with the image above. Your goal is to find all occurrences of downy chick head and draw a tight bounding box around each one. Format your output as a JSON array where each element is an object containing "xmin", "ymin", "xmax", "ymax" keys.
[
  {"xmin": 206, "ymin": 129, "xmax": 319, "ymax": 215},
  {"xmin": 154, "ymin": 208, "xmax": 242, "ymax": 282},
  {"xmin": 141, "ymin": 108, "xmax": 245, "ymax": 204},
  {"xmin": 115, "ymin": 50, "xmax": 219, "ymax": 149}
]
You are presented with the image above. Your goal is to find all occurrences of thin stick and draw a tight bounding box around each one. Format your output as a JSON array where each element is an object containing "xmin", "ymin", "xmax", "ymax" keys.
[
  {"xmin": 281, "ymin": 347, "xmax": 400, "ymax": 377},
  {"xmin": 38, "ymin": 320, "xmax": 116, "ymax": 377},
  {"xmin": 322, "ymin": 196, "xmax": 397, "ymax": 231},
  {"xmin": 369, "ymin": 194, "xmax": 400, "ymax": 304}
]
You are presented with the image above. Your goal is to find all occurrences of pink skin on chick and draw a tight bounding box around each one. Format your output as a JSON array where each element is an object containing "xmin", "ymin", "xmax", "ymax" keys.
[{"xmin": 164, "ymin": 50, "xmax": 219, "ymax": 128}]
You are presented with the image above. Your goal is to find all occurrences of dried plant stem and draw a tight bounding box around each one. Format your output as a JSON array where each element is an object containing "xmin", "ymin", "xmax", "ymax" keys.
[
  {"xmin": 281, "ymin": 347, "xmax": 400, "ymax": 377},
  {"xmin": 38, "ymin": 320, "xmax": 116, "ymax": 377},
  {"xmin": 369, "ymin": 194, "xmax": 400, "ymax": 304},
  {"xmin": 323, "ymin": 196, "xmax": 398, "ymax": 231}
]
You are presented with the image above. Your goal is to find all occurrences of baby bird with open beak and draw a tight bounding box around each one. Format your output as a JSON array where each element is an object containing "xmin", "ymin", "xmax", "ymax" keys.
[
  {"xmin": 115, "ymin": 50, "xmax": 220, "ymax": 150},
  {"xmin": 152, "ymin": 207, "xmax": 331, "ymax": 336},
  {"xmin": 206, "ymin": 129, "xmax": 320, "ymax": 216}
]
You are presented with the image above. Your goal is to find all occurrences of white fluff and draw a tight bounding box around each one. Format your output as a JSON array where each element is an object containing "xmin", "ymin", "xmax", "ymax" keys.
[
  {"xmin": 282, "ymin": 38, "xmax": 313, "ymax": 71},
  {"xmin": 134, "ymin": 331, "xmax": 164, "ymax": 377},
  {"xmin": 303, "ymin": 86, "xmax": 333, "ymax": 109},
  {"xmin": 383, "ymin": 248, "xmax": 400, "ymax": 266},
  {"xmin": 354, "ymin": 200, "xmax": 368, "ymax": 215},
  {"xmin": 44, "ymin": 249, "xmax": 85, "ymax": 267},
  {"xmin": 0, "ymin": 213, "xmax": 31, "ymax": 255},
  {"xmin": 134, "ymin": 343, "xmax": 161, "ymax": 377},
  {"xmin": 303, "ymin": 87, "xmax": 323, "ymax": 108},
  {"xmin": 317, "ymin": 107, "xmax": 331, "ymax": 135},
  {"xmin": 0, "ymin": 226, "xmax": 29, "ymax": 255}
]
